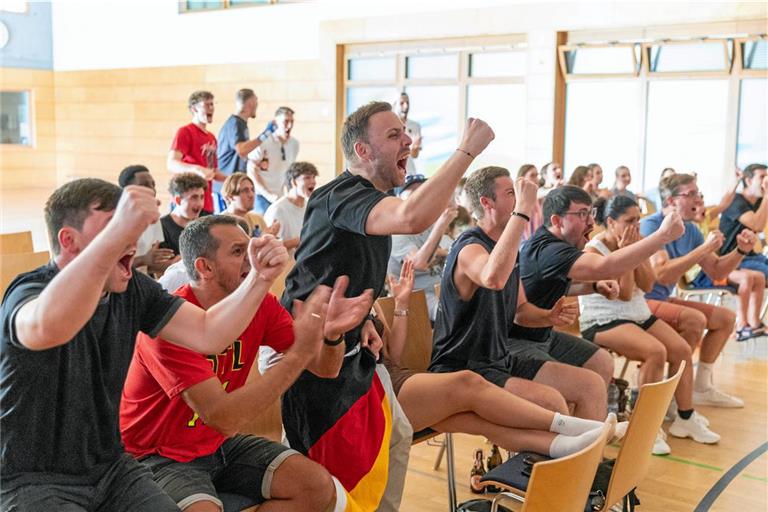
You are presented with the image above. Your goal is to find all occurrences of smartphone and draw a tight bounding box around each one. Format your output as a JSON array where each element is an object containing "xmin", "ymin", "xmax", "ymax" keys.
[{"xmin": 523, "ymin": 453, "xmax": 549, "ymax": 466}]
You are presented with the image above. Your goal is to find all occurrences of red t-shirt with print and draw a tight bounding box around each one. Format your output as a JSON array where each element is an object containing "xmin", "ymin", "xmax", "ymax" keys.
[
  {"xmin": 119, "ymin": 284, "xmax": 294, "ymax": 462},
  {"xmin": 170, "ymin": 123, "xmax": 218, "ymax": 213}
]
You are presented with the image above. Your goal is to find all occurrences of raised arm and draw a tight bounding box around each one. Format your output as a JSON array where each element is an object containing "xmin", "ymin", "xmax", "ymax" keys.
[
  {"xmin": 699, "ymin": 229, "xmax": 755, "ymax": 281},
  {"xmin": 568, "ymin": 212, "xmax": 684, "ymax": 282},
  {"xmin": 14, "ymin": 186, "xmax": 159, "ymax": 350},
  {"xmin": 650, "ymin": 230, "xmax": 723, "ymax": 286},
  {"xmin": 158, "ymin": 235, "xmax": 289, "ymax": 354},
  {"xmin": 365, "ymin": 118, "xmax": 494, "ymax": 235},
  {"xmin": 380, "ymin": 260, "xmax": 415, "ymax": 365},
  {"xmin": 180, "ymin": 285, "xmax": 329, "ymax": 437},
  {"xmin": 408, "ymin": 206, "xmax": 458, "ymax": 270}
]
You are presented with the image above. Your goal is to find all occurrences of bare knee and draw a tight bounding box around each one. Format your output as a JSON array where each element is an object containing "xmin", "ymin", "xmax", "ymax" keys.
[
  {"xmin": 273, "ymin": 456, "xmax": 335, "ymax": 511},
  {"xmin": 586, "ymin": 348, "xmax": 614, "ymax": 385},
  {"xmin": 183, "ymin": 501, "xmax": 221, "ymax": 512},
  {"xmin": 539, "ymin": 386, "xmax": 569, "ymax": 414},
  {"xmin": 679, "ymin": 310, "xmax": 706, "ymax": 340},
  {"xmin": 710, "ymin": 306, "xmax": 736, "ymax": 331},
  {"xmin": 644, "ymin": 342, "xmax": 667, "ymax": 368}
]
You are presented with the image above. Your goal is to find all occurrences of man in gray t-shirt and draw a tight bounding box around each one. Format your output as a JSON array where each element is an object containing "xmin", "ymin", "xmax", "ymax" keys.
[{"xmin": 387, "ymin": 175, "xmax": 457, "ymax": 320}]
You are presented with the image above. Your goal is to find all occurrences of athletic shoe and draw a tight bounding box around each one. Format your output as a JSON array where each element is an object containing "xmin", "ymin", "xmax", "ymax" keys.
[
  {"xmin": 693, "ymin": 387, "xmax": 745, "ymax": 408},
  {"xmin": 668, "ymin": 412, "xmax": 721, "ymax": 444},
  {"xmin": 665, "ymin": 398, "xmax": 677, "ymax": 421},
  {"xmin": 652, "ymin": 428, "xmax": 671, "ymax": 455}
]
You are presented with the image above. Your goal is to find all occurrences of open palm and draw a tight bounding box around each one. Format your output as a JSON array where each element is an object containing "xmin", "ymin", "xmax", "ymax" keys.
[{"xmin": 324, "ymin": 276, "xmax": 374, "ymax": 340}]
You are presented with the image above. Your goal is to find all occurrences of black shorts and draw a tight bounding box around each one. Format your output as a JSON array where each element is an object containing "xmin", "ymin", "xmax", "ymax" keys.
[
  {"xmin": 140, "ymin": 435, "xmax": 299, "ymax": 510},
  {"xmin": 504, "ymin": 329, "xmax": 599, "ymax": 380},
  {"xmin": 580, "ymin": 315, "xmax": 658, "ymax": 342}
]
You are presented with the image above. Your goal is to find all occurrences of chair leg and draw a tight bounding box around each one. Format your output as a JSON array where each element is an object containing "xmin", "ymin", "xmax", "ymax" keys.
[
  {"xmin": 445, "ymin": 433, "xmax": 457, "ymax": 512},
  {"xmin": 433, "ymin": 437, "xmax": 446, "ymax": 470},
  {"xmin": 618, "ymin": 357, "xmax": 630, "ymax": 381},
  {"xmin": 491, "ymin": 491, "xmax": 524, "ymax": 512}
]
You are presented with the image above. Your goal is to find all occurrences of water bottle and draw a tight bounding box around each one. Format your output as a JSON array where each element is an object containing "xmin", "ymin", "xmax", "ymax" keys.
[{"xmin": 608, "ymin": 381, "xmax": 620, "ymax": 416}]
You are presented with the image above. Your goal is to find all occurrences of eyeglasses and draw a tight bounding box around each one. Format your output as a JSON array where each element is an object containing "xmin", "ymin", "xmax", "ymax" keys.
[
  {"xmin": 563, "ymin": 207, "xmax": 598, "ymax": 220},
  {"xmin": 673, "ymin": 191, "xmax": 703, "ymax": 199},
  {"xmin": 280, "ymin": 145, "xmax": 286, "ymax": 161}
]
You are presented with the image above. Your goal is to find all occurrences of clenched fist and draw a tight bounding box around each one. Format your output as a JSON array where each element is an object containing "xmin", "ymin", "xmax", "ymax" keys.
[
  {"xmin": 248, "ymin": 235, "xmax": 289, "ymax": 283},
  {"xmin": 658, "ymin": 212, "xmax": 684, "ymax": 243},
  {"xmin": 513, "ymin": 176, "xmax": 538, "ymax": 217},
  {"xmin": 109, "ymin": 185, "xmax": 161, "ymax": 245},
  {"xmin": 458, "ymin": 118, "xmax": 495, "ymax": 158}
]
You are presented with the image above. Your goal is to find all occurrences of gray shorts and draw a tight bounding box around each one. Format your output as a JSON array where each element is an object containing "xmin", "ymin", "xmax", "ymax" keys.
[
  {"xmin": 141, "ymin": 434, "xmax": 299, "ymax": 510},
  {"xmin": 0, "ymin": 453, "xmax": 178, "ymax": 512},
  {"xmin": 505, "ymin": 329, "xmax": 599, "ymax": 380}
]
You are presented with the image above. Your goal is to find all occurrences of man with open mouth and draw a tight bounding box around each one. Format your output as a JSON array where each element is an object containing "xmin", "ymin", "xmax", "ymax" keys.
[{"xmin": 0, "ymin": 178, "xmax": 295, "ymax": 511}]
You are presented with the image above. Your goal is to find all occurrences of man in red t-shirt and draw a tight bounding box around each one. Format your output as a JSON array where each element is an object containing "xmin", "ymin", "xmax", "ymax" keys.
[
  {"xmin": 120, "ymin": 215, "xmax": 373, "ymax": 511},
  {"xmin": 168, "ymin": 90, "xmax": 227, "ymax": 214}
]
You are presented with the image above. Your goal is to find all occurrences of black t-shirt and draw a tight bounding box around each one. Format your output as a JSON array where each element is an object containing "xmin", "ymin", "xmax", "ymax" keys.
[
  {"xmin": 160, "ymin": 214, "xmax": 184, "ymax": 255},
  {"xmin": 509, "ymin": 225, "xmax": 583, "ymax": 342},
  {"xmin": 430, "ymin": 227, "xmax": 520, "ymax": 372},
  {"xmin": 0, "ymin": 262, "xmax": 183, "ymax": 486},
  {"xmin": 719, "ymin": 194, "xmax": 760, "ymax": 256},
  {"xmin": 281, "ymin": 170, "xmax": 390, "ymax": 347},
  {"xmin": 217, "ymin": 115, "xmax": 249, "ymax": 177}
]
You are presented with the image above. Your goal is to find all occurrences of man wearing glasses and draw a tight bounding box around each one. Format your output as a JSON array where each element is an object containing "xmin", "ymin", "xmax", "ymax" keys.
[
  {"xmin": 508, "ymin": 185, "xmax": 685, "ymax": 394},
  {"xmin": 640, "ymin": 173, "xmax": 754, "ymax": 408},
  {"xmin": 247, "ymin": 106, "xmax": 299, "ymax": 214}
]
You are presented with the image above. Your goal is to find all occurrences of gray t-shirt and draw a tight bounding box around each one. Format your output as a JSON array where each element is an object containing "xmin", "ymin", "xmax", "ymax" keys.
[
  {"xmin": 388, "ymin": 226, "xmax": 442, "ymax": 320},
  {"xmin": 0, "ymin": 262, "xmax": 183, "ymax": 487}
]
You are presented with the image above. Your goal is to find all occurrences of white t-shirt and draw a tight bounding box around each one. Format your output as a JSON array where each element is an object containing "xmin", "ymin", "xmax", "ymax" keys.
[
  {"xmin": 404, "ymin": 118, "xmax": 421, "ymax": 176},
  {"xmin": 578, "ymin": 238, "xmax": 652, "ymax": 332},
  {"xmin": 158, "ymin": 259, "xmax": 191, "ymax": 293},
  {"xmin": 247, "ymin": 134, "xmax": 300, "ymax": 198},
  {"xmin": 263, "ymin": 196, "xmax": 306, "ymax": 244},
  {"xmin": 136, "ymin": 221, "xmax": 165, "ymax": 258}
]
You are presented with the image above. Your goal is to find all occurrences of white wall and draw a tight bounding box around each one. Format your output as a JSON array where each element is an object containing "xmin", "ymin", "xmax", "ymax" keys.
[{"xmin": 48, "ymin": 0, "xmax": 766, "ymax": 181}]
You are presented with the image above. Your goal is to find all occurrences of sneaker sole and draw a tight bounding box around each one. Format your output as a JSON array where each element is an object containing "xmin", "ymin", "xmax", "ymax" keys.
[
  {"xmin": 667, "ymin": 429, "xmax": 720, "ymax": 444},
  {"xmin": 692, "ymin": 399, "xmax": 744, "ymax": 408}
]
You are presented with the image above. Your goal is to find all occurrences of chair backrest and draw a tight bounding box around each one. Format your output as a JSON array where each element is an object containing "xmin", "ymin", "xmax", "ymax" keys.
[
  {"xmin": 0, "ymin": 231, "xmax": 34, "ymax": 255},
  {"xmin": 269, "ymin": 257, "xmax": 295, "ymax": 298},
  {"xmin": 1, "ymin": 251, "xmax": 50, "ymax": 297},
  {"xmin": 522, "ymin": 422, "xmax": 612, "ymax": 512},
  {"xmin": 602, "ymin": 361, "xmax": 685, "ymax": 510},
  {"xmin": 638, "ymin": 196, "xmax": 656, "ymax": 216},
  {"xmin": 375, "ymin": 289, "xmax": 433, "ymax": 372}
]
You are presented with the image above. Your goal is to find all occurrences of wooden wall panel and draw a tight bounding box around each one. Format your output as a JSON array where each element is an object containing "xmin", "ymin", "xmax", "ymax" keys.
[{"xmin": 53, "ymin": 60, "xmax": 337, "ymax": 208}]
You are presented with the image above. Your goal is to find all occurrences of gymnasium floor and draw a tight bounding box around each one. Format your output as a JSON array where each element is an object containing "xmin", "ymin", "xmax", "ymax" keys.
[{"xmin": 401, "ymin": 339, "xmax": 768, "ymax": 511}]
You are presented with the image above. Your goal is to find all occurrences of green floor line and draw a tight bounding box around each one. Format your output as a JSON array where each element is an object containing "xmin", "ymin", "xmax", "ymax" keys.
[{"xmin": 740, "ymin": 473, "xmax": 768, "ymax": 483}]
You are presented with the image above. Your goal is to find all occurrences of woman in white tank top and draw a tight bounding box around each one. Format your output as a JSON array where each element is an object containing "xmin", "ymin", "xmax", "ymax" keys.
[{"xmin": 579, "ymin": 195, "xmax": 719, "ymax": 453}]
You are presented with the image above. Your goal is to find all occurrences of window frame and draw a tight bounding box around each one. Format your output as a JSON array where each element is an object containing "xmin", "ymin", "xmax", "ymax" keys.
[
  {"xmin": 341, "ymin": 35, "xmax": 527, "ymax": 172},
  {"xmin": 0, "ymin": 89, "xmax": 34, "ymax": 148},
  {"xmin": 737, "ymin": 36, "xmax": 768, "ymax": 77},
  {"xmin": 643, "ymin": 38, "xmax": 732, "ymax": 78},
  {"xmin": 178, "ymin": 0, "xmax": 290, "ymax": 13},
  {"xmin": 557, "ymin": 43, "xmax": 641, "ymax": 80}
]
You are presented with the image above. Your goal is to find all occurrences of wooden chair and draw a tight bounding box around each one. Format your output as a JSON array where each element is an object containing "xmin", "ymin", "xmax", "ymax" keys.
[
  {"xmin": 1, "ymin": 251, "xmax": 50, "ymax": 297},
  {"xmin": 269, "ymin": 257, "xmax": 295, "ymax": 298},
  {"xmin": 375, "ymin": 289, "xmax": 460, "ymax": 511},
  {"xmin": 0, "ymin": 231, "xmax": 34, "ymax": 254},
  {"xmin": 599, "ymin": 361, "xmax": 685, "ymax": 510},
  {"xmin": 486, "ymin": 422, "xmax": 613, "ymax": 512}
]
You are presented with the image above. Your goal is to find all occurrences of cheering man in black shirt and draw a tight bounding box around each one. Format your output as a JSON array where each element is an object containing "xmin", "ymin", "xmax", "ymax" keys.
[
  {"xmin": 280, "ymin": 101, "xmax": 493, "ymax": 511},
  {"xmin": 508, "ymin": 186, "xmax": 684, "ymax": 403},
  {"xmin": 0, "ymin": 178, "xmax": 299, "ymax": 511},
  {"xmin": 432, "ymin": 167, "xmax": 610, "ymax": 419}
]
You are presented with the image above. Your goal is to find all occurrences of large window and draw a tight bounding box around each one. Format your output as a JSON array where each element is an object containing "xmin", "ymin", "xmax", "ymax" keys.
[
  {"xmin": 560, "ymin": 33, "xmax": 768, "ymax": 200},
  {"xmin": 0, "ymin": 91, "xmax": 32, "ymax": 146},
  {"xmin": 564, "ymin": 80, "xmax": 642, "ymax": 185},
  {"xmin": 180, "ymin": 0, "xmax": 294, "ymax": 12},
  {"xmin": 343, "ymin": 37, "xmax": 527, "ymax": 176}
]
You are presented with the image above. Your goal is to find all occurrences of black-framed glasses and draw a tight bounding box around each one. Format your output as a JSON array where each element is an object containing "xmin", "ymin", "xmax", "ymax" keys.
[
  {"xmin": 563, "ymin": 207, "xmax": 598, "ymax": 220},
  {"xmin": 673, "ymin": 191, "xmax": 703, "ymax": 199},
  {"xmin": 280, "ymin": 145, "xmax": 286, "ymax": 161}
]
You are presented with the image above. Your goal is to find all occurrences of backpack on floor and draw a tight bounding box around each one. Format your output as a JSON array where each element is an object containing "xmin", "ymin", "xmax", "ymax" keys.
[
  {"xmin": 586, "ymin": 459, "xmax": 641, "ymax": 512},
  {"xmin": 456, "ymin": 498, "xmax": 513, "ymax": 512}
]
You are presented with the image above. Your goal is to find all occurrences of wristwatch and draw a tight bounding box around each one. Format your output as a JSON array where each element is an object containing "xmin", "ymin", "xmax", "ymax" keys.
[{"xmin": 323, "ymin": 334, "xmax": 345, "ymax": 346}]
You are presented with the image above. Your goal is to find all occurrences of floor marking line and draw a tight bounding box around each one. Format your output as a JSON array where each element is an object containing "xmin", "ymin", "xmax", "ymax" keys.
[{"xmin": 694, "ymin": 442, "xmax": 768, "ymax": 512}]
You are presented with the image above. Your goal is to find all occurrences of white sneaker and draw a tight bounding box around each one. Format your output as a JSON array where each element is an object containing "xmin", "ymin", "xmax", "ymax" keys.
[
  {"xmin": 668, "ymin": 412, "xmax": 721, "ymax": 444},
  {"xmin": 693, "ymin": 387, "xmax": 745, "ymax": 408},
  {"xmin": 652, "ymin": 428, "xmax": 671, "ymax": 455}
]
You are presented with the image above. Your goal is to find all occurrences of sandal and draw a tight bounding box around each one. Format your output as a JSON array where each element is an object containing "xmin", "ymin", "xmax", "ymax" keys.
[{"xmin": 736, "ymin": 326, "xmax": 755, "ymax": 341}]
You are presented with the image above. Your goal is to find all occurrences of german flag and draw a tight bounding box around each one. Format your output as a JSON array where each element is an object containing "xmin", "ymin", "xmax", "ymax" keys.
[{"xmin": 282, "ymin": 349, "xmax": 391, "ymax": 511}]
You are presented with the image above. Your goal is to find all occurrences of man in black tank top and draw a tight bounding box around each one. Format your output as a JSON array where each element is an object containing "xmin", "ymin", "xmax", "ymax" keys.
[{"xmin": 431, "ymin": 167, "xmax": 611, "ymax": 420}]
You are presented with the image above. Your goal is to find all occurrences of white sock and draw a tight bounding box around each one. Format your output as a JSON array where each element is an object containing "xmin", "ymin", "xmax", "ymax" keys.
[
  {"xmin": 695, "ymin": 362, "xmax": 714, "ymax": 392},
  {"xmin": 549, "ymin": 412, "xmax": 603, "ymax": 436},
  {"xmin": 549, "ymin": 427, "xmax": 604, "ymax": 459}
]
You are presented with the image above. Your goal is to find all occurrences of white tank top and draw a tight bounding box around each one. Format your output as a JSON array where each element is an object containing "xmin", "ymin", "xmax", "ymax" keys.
[{"xmin": 578, "ymin": 238, "xmax": 652, "ymax": 331}]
